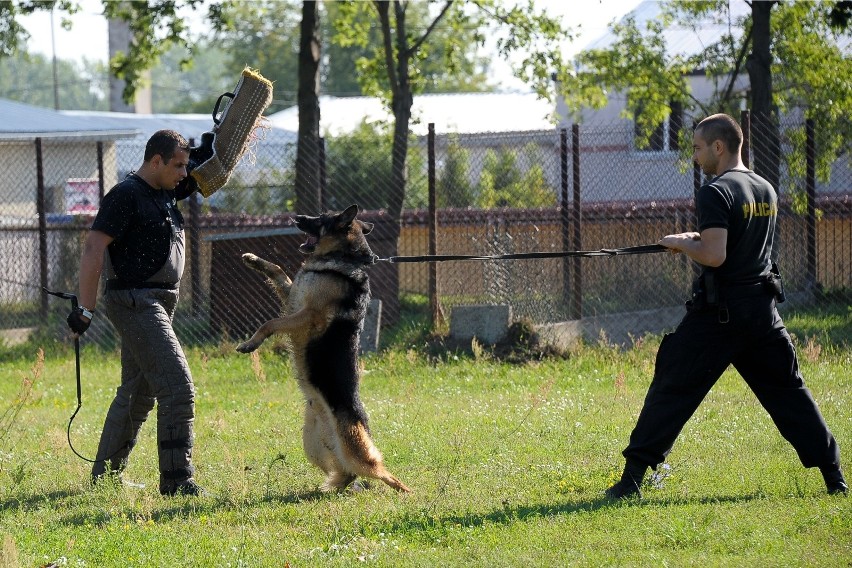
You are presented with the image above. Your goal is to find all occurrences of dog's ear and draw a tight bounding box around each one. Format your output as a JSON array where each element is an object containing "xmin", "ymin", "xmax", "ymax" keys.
[
  {"xmin": 337, "ymin": 204, "xmax": 359, "ymax": 227},
  {"xmin": 359, "ymin": 220, "xmax": 374, "ymax": 235}
]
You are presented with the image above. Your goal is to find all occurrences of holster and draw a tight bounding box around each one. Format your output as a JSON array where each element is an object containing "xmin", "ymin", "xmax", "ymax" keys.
[
  {"xmin": 688, "ymin": 264, "xmax": 785, "ymax": 321},
  {"xmin": 764, "ymin": 262, "xmax": 786, "ymax": 303},
  {"xmin": 688, "ymin": 271, "xmax": 720, "ymax": 312}
]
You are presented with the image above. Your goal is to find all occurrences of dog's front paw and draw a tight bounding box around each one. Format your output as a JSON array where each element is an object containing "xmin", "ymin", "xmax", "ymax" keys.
[
  {"xmin": 236, "ymin": 340, "xmax": 260, "ymax": 353},
  {"xmin": 241, "ymin": 252, "xmax": 261, "ymax": 267}
]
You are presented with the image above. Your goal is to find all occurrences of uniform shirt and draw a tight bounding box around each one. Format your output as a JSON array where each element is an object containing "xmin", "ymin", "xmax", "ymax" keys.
[
  {"xmin": 696, "ymin": 169, "xmax": 777, "ymax": 284},
  {"xmin": 92, "ymin": 173, "xmax": 194, "ymax": 284}
]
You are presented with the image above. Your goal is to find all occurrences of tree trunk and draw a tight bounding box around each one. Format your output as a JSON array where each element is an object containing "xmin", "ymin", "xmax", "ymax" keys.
[
  {"xmin": 366, "ymin": 0, "xmax": 415, "ymax": 325},
  {"xmin": 295, "ymin": 1, "xmax": 322, "ymax": 215},
  {"xmin": 746, "ymin": 1, "xmax": 781, "ymax": 191}
]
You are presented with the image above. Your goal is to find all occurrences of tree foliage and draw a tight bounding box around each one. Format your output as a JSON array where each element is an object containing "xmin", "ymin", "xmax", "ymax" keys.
[
  {"xmin": 99, "ymin": 0, "xmax": 228, "ymax": 104},
  {"xmin": 772, "ymin": 2, "xmax": 852, "ymax": 183},
  {"xmin": 149, "ymin": 41, "xmax": 230, "ymax": 114},
  {"xmin": 557, "ymin": 0, "xmax": 851, "ymax": 184},
  {"xmin": 213, "ymin": 0, "xmax": 302, "ymax": 113},
  {"xmin": 325, "ymin": 120, "xmax": 426, "ymax": 211},
  {"xmin": 330, "ymin": 0, "xmax": 570, "ymax": 230},
  {"xmin": 0, "ymin": 0, "xmax": 79, "ymax": 57},
  {"xmin": 437, "ymin": 135, "xmax": 473, "ymax": 208},
  {"xmin": 477, "ymin": 145, "xmax": 555, "ymax": 208},
  {"xmin": 0, "ymin": 50, "xmax": 107, "ymax": 110},
  {"xmin": 211, "ymin": 0, "xmax": 493, "ymax": 111}
]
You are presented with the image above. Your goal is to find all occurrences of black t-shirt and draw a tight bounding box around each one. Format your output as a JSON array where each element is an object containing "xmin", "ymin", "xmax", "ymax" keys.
[
  {"xmin": 696, "ymin": 169, "xmax": 777, "ymax": 284},
  {"xmin": 92, "ymin": 173, "xmax": 194, "ymax": 284}
]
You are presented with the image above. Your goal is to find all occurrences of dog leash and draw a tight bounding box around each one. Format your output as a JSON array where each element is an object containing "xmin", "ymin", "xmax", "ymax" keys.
[
  {"xmin": 374, "ymin": 243, "xmax": 668, "ymax": 263},
  {"xmin": 42, "ymin": 287, "xmax": 127, "ymax": 464}
]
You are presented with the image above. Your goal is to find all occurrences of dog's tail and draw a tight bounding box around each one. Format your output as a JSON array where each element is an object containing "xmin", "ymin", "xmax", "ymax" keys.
[{"xmin": 339, "ymin": 418, "xmax": 411, "ymax": 493}]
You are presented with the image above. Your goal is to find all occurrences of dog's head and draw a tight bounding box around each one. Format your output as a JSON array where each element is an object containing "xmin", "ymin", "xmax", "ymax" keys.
[{"xmin": 294, "ymin": 204, "xmax": 375, "ymax": 259}]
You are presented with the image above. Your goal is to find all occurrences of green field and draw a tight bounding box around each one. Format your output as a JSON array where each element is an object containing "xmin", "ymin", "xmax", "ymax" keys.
[{"xmin": 1, "ymin": 305, "xmax": 850, "ymax": 566}]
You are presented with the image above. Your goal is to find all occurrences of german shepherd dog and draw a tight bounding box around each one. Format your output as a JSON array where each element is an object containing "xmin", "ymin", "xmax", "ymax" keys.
[{"xmin": 236, "ymin": 205, "xmax": 410, "ymax": 493}]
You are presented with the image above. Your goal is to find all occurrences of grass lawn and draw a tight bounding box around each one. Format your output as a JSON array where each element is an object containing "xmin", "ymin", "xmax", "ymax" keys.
[{"xmin": 1, "ymin": 305, "xmax": 850, "ymax": 566}]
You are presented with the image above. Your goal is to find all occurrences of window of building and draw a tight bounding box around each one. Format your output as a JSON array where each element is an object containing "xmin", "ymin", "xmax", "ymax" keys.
[{"xmin": 634, "ymin": 101, "xmax": 683, "ymax": 152}]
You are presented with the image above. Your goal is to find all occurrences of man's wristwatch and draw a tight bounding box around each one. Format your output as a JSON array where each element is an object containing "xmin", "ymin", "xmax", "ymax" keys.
[{"xmin": 77, "ymin": 306, "xmax": 95, "ymax": 320}]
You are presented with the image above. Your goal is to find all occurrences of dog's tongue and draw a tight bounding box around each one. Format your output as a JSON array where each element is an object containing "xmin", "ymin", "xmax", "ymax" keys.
[{"xmin": 304, "ymin": 235, "xmax": 318, "ymax": 248}]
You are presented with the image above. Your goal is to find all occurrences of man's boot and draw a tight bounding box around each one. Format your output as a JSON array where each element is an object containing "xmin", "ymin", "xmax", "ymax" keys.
[
  {"xmin": 157, "ymin": 421, "xmax": 210, "ymax": 497},
  {"xmin": 605, "ymin": 460, "xmax": 648, "ymax": 499},
  {"xmin": 821, "ymin": 465, "xmax": 848, "ymax": 495},
  {"xmin": 90, "ymin": 432, "xmax": 143, "ymax": 489}
]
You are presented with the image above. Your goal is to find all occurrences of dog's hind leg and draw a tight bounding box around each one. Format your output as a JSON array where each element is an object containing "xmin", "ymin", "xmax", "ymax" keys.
[
  {"xmin": 320, "ymin": 472, "xmax": 357, "ymax": 493},
  {"xmin": 241, "ymin": 253, "xmax": 292, "ymax": 304},
  {"xmin": 338, "ymin": 420, "xmax": 411, "ymax": 493},
  {"xmin": 302, "ymin": 396, "xmax": 354, "ymax": 492}
]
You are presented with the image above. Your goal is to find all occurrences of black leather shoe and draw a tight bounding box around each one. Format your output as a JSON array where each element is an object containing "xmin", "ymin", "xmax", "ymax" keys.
[
  {"xmin": 605, "ymin": 477, "xmax": 642, "ymax": 499},
  {"xmin": 160, "ymin": 478, "xmax": 211, "ymax": 497},
  {"xmin": 821, "ymin": 467, "xmax": 848, "ymax": 496},
  {"xmin": 605, "ymin": 460, "xmax": 648, "ymax": 500}
]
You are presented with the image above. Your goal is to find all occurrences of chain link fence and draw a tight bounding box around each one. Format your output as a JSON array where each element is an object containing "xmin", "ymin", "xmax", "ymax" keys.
[{"xmin": 1, "ymin": 110, "xmax": 850, "ymax": 350}]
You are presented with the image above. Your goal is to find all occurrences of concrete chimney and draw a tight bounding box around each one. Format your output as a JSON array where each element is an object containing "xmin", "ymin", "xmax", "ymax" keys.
[{"xmin": 108, "ymin": 17, "xmax": 152, "ymax": 114}]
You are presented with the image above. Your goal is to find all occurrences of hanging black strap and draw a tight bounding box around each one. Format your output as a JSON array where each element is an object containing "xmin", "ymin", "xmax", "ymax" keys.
[
  {"xmin": 375, "ymin": 243, "xmax": 667, "ymax": 264},
  {"xmin": 43, "ymin": 287, "xmax": 133, "ymax": 464}
]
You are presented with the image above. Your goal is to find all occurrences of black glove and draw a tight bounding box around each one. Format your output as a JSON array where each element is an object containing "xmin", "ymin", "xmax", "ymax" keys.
[
  {"xmin": 67, "ymin": 308, "xmax": 91, "ymax": 335},
  {"xmin": 188, "ymin": 131, "xmax": 215, "ymax": 172}
]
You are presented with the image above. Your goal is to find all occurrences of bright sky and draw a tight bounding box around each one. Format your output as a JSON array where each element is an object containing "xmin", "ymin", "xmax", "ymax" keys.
[{"xmin": 20, "ymin": 0, "xmax": 642, "ymax": 88}]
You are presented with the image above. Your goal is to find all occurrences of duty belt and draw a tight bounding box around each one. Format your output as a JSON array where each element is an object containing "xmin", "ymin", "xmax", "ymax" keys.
[
  {"xmin": 105, "ymin": 281, "xmax": 179, "ymax": 291},
  {"xmin": 690, "ymin": 280, "xmax": 778, "ymax": 324},
  {"xmin": 721, "ymin": 281, "xmax": 770, "ymax": 300}
]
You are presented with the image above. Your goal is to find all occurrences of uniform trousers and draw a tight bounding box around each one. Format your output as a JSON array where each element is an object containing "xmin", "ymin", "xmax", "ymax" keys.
[{"xmin": 623, "ymin": 293, "xmax": 840, "ymax": 471}]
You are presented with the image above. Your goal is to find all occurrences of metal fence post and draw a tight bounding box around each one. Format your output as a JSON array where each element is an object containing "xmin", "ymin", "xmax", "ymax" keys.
[
  {"xmin": 96, "ymin": 141, "xmax": 105, "ymax": 202},
  {"xmin": 559, "ymin": 128, "xmax": 570, "ymax": 312},
  {"xmin": 35, "ymin": 137, "xmax": 49, "ymax": 319},
  {"xmin": 571, "ymin": 124, "xmax": 582, "ymax": 320},
  {"xmin": 740, "ymin": 109, "xmax": 751, "ymax": 169},
  {"xmin": 806, "ymin": 118, "xmax": 817, "ymax": 291},
  {"xmin": 427, "ymin": 123, "xmax": 442, "ymax": 327},
  {"xmin": 319, "ymin": 136, "xmax": 327, "ymax": 211}
]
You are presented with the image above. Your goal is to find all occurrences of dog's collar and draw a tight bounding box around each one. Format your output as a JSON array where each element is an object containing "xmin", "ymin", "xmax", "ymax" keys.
[
  {"xmin": 306, "ymin": 256, "xmax": 371, "ymax": 279},
  {"xmin": 319, "ymin": 251, "xmax": 377, "ymax": 265}
]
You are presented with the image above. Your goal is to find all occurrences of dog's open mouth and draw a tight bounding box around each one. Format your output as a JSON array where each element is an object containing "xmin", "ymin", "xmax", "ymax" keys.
[{"xmin": 299, "ymin": 235, "xmax": 318, "ymax": 254}]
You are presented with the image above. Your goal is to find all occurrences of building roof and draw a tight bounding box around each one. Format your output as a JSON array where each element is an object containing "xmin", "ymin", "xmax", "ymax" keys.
[
  {"xmin": 582, "ymin": 0, "xmax": 750, "ymax": 59},
  {"xmin": 60, "ymin": 110, "xmax": 298, "ymax": 145},
  {"xmin": 57, "ymin": 110, "xmax": 297, "ymax": 178},
  {"xmin": 268, "ymin": 92, "xmax": 557, "ymax": 136},
  {"xmin": 0, "ymin": 98, "xmax": 139, "ymax": 141}
]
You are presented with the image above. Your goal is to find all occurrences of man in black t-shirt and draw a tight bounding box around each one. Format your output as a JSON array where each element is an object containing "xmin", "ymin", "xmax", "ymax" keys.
[
  {"xmin": 67, "ymin": 130, "xmax": 209, "ymax": 497},
  {"xmin": 605, "ymin": 114, "xmax": 847, "ymax": 499}
]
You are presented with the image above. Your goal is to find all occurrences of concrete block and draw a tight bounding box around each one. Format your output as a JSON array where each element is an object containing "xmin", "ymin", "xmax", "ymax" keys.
[
  {"xmin": 450, "ymin": 304, "xmax": 511, "ymax": 345},
  {"xmin": 582, "ymin": 305, "xmax": 684, "ymax": 345},
  {"xmin": 0, "ymin": 327, "xmax": 35, "ymax": 347},
  {"xmin": 535, "ymin": 320, "xmax": 583, "ymax": 350},
  {"xmin": 359, "ymin": 298, "xmax": 382, "ymax": 353}
]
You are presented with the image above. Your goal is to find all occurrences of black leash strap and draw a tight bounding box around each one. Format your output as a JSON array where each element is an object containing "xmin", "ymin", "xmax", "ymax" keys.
[
  {"xmin": 376, "ymin": 243, "xmax": 668, "ymax": 264},
  {"xmin": 42, "ymin": 287, "xmax": 119, "ymax": 464}
]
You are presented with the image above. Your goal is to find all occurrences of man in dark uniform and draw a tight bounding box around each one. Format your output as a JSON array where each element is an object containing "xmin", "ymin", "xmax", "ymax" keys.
[
  {"xmin": 67, "ymin": 130, "xmax": 210, "ymax": 496},
  {"xmin": 606, "ymin": 113, "xmax": 847, "ymax": 499}
]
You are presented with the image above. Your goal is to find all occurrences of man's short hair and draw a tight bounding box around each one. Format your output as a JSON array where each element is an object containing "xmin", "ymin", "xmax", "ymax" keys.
[
  {"xmin": 696, "ymin": 113, "xmax": 743, "ymax": 154},
  {"xmin": 144, "ymin": 130, "xmax": 190, "ymax": 163}
]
